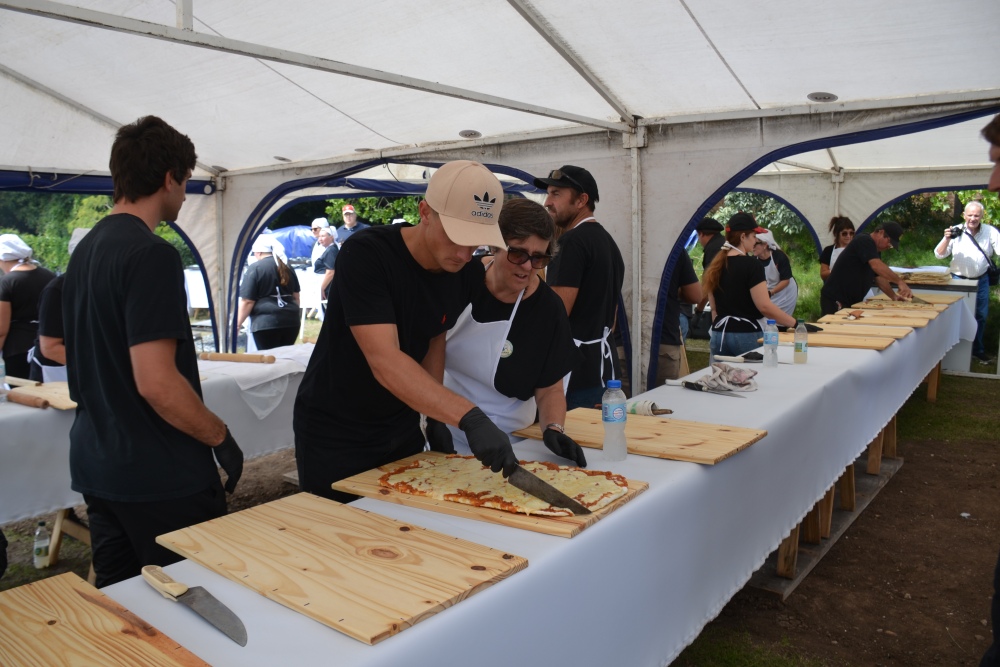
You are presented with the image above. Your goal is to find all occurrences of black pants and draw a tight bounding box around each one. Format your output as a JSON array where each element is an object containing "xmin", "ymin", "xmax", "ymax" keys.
[
  {"xmin": 85, "ymin": 481, "xmax": 226, "ymax": 588},
  {"xmin": 252, "ymin": 326, "xmax": 298, "ymax": 350},
  {"xmin": 820, "ymin": 294, "xmax": 841, "ymax": 316},
  {"xmin": 982, "ymin": 547, "xmax": 1000, "ymax": 666},
  {"xmin": 3, "ymin": 351, "xmax": 30, "ymax": 380}
]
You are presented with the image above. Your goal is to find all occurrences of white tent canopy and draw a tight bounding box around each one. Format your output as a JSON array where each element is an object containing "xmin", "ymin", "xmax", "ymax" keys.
[{"xmin": 2, "ymin": 0, "xmax": 999, "ymax": 389}]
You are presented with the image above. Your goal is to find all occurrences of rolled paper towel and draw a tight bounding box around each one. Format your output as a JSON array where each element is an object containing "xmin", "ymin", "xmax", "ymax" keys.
[
  {"xmin": 6, "ymin": 391, "xmax": 50, "ymax": 409},
  {"xmin": 198, "ymin": 352, "xmax": 276, "ymax": 364},
  {"xmin": 626, "ymin": 400, "xmax": 672, "ymax": 416}
]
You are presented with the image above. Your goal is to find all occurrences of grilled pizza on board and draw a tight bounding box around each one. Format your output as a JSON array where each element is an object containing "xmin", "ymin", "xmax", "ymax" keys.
[{"xmin": 378, "ymin": 455, "xmax": 629, "ymax": 517}]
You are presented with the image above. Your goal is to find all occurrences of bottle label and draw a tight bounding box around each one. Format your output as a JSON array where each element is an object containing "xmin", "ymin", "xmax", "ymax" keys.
[
  {"xmin": 763, "ymin": 332, "xmax": 779, "ymax": 346},
  {"xmin": 795, "ymin": 341, "xmax": 807, "ymax": 354},
  {"xmin": 34, "ymin": 545, "xmax": 49, "ymax": 557},
  {"xmin": 603, "ymin": 403, "xmax": 626, "ymax": 423}
]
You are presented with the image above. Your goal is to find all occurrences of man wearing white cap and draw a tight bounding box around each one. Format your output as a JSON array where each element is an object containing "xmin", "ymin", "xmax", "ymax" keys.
[
  {"xmin": 309, "ymin": 216, "xmax": 330, "ymax": 267},
  {"xmin": 294, "ymin": 160, "xmax": 518, "ymax": 502},
  {"xmin": 0, "ymin": 234, "xmax": 56, "ymax": 379},
  {"xmin": 335, "ymin": 204, "xmax": 370, "ymax": 247}
]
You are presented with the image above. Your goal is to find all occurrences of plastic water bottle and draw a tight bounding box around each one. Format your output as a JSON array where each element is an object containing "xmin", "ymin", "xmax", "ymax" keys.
[
  {"xmin": 794, "ymin": 319, "xmax": 808, "ymax": 364},
  {"xmin": 763, "ymin": 319, "xmax": 779, "ymax": 368},
  {"xmin": 33, "ymin": 521, "xmax": 51, "ymax": 569},
  {"xmin": 0, "ymin": 352, "xmax": 6, "ymax": 403},
  {"xmin": 601, "ymin": 380, "xmax": 627, "ymax": 462}
]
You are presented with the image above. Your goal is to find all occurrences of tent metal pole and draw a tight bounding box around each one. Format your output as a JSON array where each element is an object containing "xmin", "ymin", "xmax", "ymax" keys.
[
  {"xmin": 214, "ymin": 186, "xmax": 227, "ymax": 352},
  {"xmin": 627, "ymin": 130, "xmax": 646, "ymax": 394}
]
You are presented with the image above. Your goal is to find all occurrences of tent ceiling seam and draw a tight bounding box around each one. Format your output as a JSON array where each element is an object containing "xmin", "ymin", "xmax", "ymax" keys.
[
  {"xmin": 677, "ymin": 0, "xmax": 760, "ymax": 110},
  {"xmin": 0, "ymin": 0, "xmax": 626, "ymax": 133}
]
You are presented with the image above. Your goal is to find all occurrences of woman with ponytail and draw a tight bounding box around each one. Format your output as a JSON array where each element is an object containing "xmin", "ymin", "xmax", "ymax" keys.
[
  {"xmin": 236, "ymin": 235, "xmax": 301, "ymax": 349},
  {"xmin": 819, "ymin": 216, "xmax": 856, "ymax": 281},
  {"xmin": 702, "ymin": 213, "xmax": 797, "ymax": 360}
]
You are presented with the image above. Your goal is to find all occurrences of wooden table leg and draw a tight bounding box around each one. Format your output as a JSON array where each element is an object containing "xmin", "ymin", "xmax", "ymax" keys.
[
  {"xmin": 924, "ymin": 361, "xmax": 941, "ymax": 403},
  {"xmin": 777, "ymin": 524, "xmax": 800, "ymax": 579},
  {"xmin": 839, "ymin": 465, "xmax": 856, "ymax": 512},
  {"xmin": 883, "ymin": 414, "xmax": 897, "ymax": 459},
  {"xmin": 819, "ymin": 486, "xmax": 835, "ymax": 539},
  {"xmin": 866, "ymin": 429, "xmax": 885, "ymax": 475},
  {"xmin": 801, "ymin": 503, "xmax": 822, "ymax": 544},
  {"xmin": 49, "ymin": 508, "xmax": 93, "ymax": 584}
]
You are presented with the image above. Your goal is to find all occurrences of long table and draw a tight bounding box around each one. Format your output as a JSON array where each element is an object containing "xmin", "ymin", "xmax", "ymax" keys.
[
  {"xmin": 98, "ymin": 302, "xmax": 975, "ymax": 666},
  {"xmin": 0, "ymin": 347, "xmax": 310, "ymax": 525}
]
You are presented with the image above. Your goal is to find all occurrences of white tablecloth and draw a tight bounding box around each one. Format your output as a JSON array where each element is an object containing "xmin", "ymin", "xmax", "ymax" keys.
[
  {"xmin": 0, "ymin": 349, "xmax": 309, "ymax": 524},
  {"xmin": 102, "ymin": 302, "xmax": 975, "ymax": 666}
]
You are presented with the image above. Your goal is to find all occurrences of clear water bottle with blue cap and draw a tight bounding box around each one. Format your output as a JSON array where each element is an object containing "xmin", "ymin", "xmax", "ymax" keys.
[
  {"xmin": 763, "ymin": 319, "xmax": 779, "ymax": 368},
  {"xmin": 601, "ymin": 379, "xmax": 627, "ymax": 462}
]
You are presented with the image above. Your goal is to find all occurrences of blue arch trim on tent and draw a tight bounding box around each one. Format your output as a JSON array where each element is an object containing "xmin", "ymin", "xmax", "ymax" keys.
[
  {"xmin": 0, "ymin": 169, "xmax": 215, "ymax": 195},
  {"xmin": 166, "ymin": 222, "xmax": 219, "ymax": 352},
  {"xmin": 645, "ymin": 104, "xmax": 1000, "ymax": 389},
  {"xmin": 731, "ymin": 188, "xmax": 822, "ymax": 254},
  {"xmin": 861, "ymin": 182, "xmax": 991, "ymax": 230},
  {"xmin": 227, "ymin": 158, "xmax": 545, "ymax": 350}
]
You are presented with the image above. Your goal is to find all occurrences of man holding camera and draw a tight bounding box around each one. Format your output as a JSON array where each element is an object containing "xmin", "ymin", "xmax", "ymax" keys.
[{"xmin": 934, "ymin": 201, "xmax": 1000, "ymax": 364}]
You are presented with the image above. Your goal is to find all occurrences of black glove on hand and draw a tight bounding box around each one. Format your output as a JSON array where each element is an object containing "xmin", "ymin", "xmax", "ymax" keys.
[
  {"xmin": 213, "ymin": 428, "xmax": 244, "ymax": 494},
  {"xmin": 459, "ymin": 407, "xmax": 518, "ymax": 477},
  {"xmin": 425, "ymin": 417, "xmax": 456, "ymax": 454},
  {"xmin": 543, "ymin": 428, "xmax": 587, "ymax": 468}
]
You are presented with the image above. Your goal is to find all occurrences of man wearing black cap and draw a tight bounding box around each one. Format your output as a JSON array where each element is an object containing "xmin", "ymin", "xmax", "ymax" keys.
[
  {"xmin": 692, "ymin": 217, "xmax": 725, "ymax": 325},
  {"xmin": 534, "ymin": 165, "xmax": 625, "ymax": 409},
  {"xmin": 820, "ymin": 222, "xmax": 912, "ymax": 315}
]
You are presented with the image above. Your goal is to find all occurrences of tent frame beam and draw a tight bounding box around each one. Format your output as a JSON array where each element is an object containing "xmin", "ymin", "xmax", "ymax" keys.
[{"xmin": 1, "ymin": 0, "xmax": 627, "ymax": 134}]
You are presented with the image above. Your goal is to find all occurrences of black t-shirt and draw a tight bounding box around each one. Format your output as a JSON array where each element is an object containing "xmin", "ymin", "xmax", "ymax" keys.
[
  {"xmin": 702, "ymin": 233, "xmax": 725, "ymax": 270},
  {"xmin": 0, "ymin": 265, "xmax": 56, "ymax": 356},
  {"xmin": 31, "ymin": 274, "xmax": 64, "ymax": 367},
  {"xmin": 239, "ymin": 256, "xmax": 301, "ymax": 332},
  {"xmin": 710, "ymin": 255, "xmax": 766, "ymax": 333},
  {"xmin": 819, "ymin": 245, "xmax": 834, "ymax": 265},
  {"xmin": 465, "ymin": 278, "xmax": 581, "ymax": 401},
  {"xmin": 660, "ymin": 251, "xmax": 699, "ymax": 345},
  {"xmin": 545, "ymin": 221, "xmax": 625, "ymax": 392},
  {"xmin": 821, "ymin": 234, "xmax": 880, "ymax": 307},
  {"xmin": 294, "ymin": 224, "xmax": 482, "ymax": 445},
  {"xmin": 63, "ymin": 214, "xmax": 216, "ymax": 502},
  {"xmin": 314, "ymin": 244, "xmax": 339, "ymax": 274},
  {"xmin": 760, "ymin": 249, "xmax": 794, "ymax": 284}
]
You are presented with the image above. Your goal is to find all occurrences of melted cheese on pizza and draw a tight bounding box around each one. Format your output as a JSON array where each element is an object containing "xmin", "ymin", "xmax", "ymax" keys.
[{"xmin": 378, "ymin": 455, "xmax": 629, "ymax": 517}]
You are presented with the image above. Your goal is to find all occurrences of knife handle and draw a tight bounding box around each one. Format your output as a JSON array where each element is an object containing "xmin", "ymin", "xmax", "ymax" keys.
[
  {"xmin": 681, "ymin": 381, "xmax": 705, "ymax": 391},
  {"xmin": 142, "ymin": 565, "xmax": 189, "ymax": 601}
]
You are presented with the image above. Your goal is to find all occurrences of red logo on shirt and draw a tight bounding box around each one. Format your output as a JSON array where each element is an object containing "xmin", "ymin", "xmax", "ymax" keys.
[{"xmin": 441, "ymin": 314, "xmax": 447, "ymax": 325}]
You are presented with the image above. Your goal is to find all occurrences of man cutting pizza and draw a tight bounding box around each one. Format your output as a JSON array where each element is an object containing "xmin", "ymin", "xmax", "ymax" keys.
[{"xmin": 293, "ymin": 160, "xmax": 520, "ymax": 502}]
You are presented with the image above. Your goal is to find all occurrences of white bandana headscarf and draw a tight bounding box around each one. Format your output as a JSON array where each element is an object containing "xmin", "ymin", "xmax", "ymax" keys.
[
  {"xmin": 250, "ymin": 235, "xmax": 287, "ymax": 264},
  {"xmin": 0, "ymin": 234, "xmax": 34, "ymax": 263},
  {"xmin": 755, "ymin": 229, "xmax": 780, "ymax": 251}
]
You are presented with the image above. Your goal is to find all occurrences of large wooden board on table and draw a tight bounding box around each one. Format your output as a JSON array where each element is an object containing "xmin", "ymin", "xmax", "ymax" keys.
[
  {"xmin": 513, "ymin": 408, "xmax": 767, "ymax": 465},
  {"xmin": 821, "ymin": 312, "xmax": 930, "ymax": 328},
  {"xmin": 333, "ymin": 451, "xmax": 648, "ymax": 539},
  {"xmin": 850, "ymin": 300, "xmax": 948, "ymax": 313},
  {"xmin": 866, "ymin": 292, "xmax": 964, "ymax": 305},
  {"xmin": 156, "ymin": 492, "xmax": 527, "ymax": 645},
  {"xmin": 0, "ymin": 572, "xmax": 208, "ymax": 667},
  {"xmin": 810, "ymin": 322, "xmax": 914, "ymax": 339},
  {"xmin": 775, "ymin": 331, "xmax": 895, "ymax": 350},
  {"xmin": 8, "ymin": 381, "xmax": 76, "ymax": 410}
]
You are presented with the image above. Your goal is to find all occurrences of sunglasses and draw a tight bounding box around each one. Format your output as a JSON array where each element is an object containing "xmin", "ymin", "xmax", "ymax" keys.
[
  {"xmin": 839, "ymin": 230, "xmax": 855, "ymax": 237},
  {"xmin": 547, "ymin": 169, "xmax": 585, "ymax": 193},
  {"xmin": 487, "ymin": 245, "xmax": 552, "ymax": 269}
]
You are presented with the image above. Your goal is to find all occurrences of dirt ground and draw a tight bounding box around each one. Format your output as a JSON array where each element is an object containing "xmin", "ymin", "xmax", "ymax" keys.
[{"xmin": 3, "ymin": 387, "xmax": 999, "ymax": 666}]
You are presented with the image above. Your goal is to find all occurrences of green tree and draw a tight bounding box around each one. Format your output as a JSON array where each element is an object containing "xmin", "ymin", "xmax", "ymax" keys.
[
  {"xmin": 325, "ymin": 196, "xmax": 421, "ymax": 226},
  {"xmin": 715, "ymin": 191, "xmax": 805, "ymax": 235}
]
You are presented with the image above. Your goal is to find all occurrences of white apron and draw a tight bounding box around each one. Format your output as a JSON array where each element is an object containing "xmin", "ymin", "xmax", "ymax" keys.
[
  {"xmin": 762, "ymin": 255, "xmax": 798, "ymax": 318},
  {"xmin": 572, "ymin": 326, "xmax": 614, "ymax": 388},
  {"xmin": 443, "ymin": 288, "xmax": 534, "ymax": 451},
  {"xmin": 27, "ymin": 346, "xmax": 68, "ymax": 383}
]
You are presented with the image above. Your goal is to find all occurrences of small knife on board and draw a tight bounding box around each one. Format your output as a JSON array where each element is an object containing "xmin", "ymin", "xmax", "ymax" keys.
[
  {"xmin": 507, "ymin": 465, "xmax": 592, "ymax": 515},
  {"xmin": 142, "ymin": 565, "xmax": 248, "ymax": 646}
]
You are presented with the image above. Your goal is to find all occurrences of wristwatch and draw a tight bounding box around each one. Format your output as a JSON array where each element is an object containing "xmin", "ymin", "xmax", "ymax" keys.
[{"xmin": 545, "ymin": 423, "xmax": 565, "ymax": 434}]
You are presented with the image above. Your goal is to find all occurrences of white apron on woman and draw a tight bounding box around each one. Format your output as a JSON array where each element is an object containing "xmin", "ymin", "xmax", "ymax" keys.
[
  {"xmin": 762, "ymin": 256, "xmax": 798, "ymax": 317},
  {"xmin": 442, "ymin": 289, "xmax": 535, "ymax": 452}
]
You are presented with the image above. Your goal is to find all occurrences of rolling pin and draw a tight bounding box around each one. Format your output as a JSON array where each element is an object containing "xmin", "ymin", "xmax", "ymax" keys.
[
  {"xmin": 5, "ymin": 376, "xmax": 40, "ymax": 387},
  {"xmin": 6, "ymin": 391, "xmax": 50, "ymax": 409},
  {"xmin": 198, "ymin": 352, "xmax": 276, "ymax": 364}
]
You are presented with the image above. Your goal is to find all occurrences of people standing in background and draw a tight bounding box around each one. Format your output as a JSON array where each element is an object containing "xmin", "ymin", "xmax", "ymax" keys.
[
  {"xmin": 691, "ymin": 217, "xmax": 725, "ymax": 328},
  {"xmin": 534, "ymin": 165, "xmax": 625, "ymax": 409},
  {"xmin": 335, "ymin": 204, "xmax": 370, "ymax": 247},
  {"xmin": 820, "ymin": 222, "xmax": 912, "ymax": 315},
  {"xmin": 0, "ymin": 234, "xmax": 56, "ymax": 379},
  {"xmin": 934, "ymin": 201, "xmax": 999, "ymax": 364},
  {"xmin": 657, "ymin": 249, "xmax": 701, "ymax": 384},
  {"xmin": 236, "ymin": 236, "xmax": 301, "ymax": 350},
  {"xmin": 314, "ymin": 227, "xmax": 339, "ymax": 303},
  {"xmin": 309, "ymin": 216, "xmax": 330, "ymax": 266},
  {"xmin": 820, "ymin": 216, "xmax": 856, "ymax": 281},
  {"xmin": 752, "ymin": 228, "xmax": 798, "ymax": 319}
]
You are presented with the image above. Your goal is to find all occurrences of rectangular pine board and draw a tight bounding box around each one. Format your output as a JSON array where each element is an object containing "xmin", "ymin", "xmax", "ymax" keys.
[
  {"xmin": 8, "ymin": 381, "xmax": 77, "ymax": 410},
  {"xmin": 866, "ymin": 292, "xmax": 964, "ymax": 305},
  {"xmin": 0, "ymin": 573, "xmax": 208, "ymax": 666},
  {"xmin": 850, "ymin": 301, "xmax": 947, "ymax": 313},
  {"xmin": 807, "ymin": 322, "xmax": 914, "ymax": 339},
  {"xmin": 333, "ymin": 451, "xmax": 648, "ymax": 539},
  {"xmin": 156, "ymin": 493, "xmax": 526, "ymax": 646},
  {"xmin": 775, "ymin": 331, "xmax": 895, "ymax": 350},
  {"xmin": 513, "ymin": 408, "xmax": 767, "ymax": 465},
  {"xmin": 821, "ymin": 312, "xmax": 930, "ymax": 328}
]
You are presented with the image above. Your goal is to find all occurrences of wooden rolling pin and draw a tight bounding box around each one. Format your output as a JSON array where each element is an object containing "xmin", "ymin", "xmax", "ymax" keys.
[
  {"xmin": 198, "ymin": 352, "xmax": 275, "ymax": 364},
  {"xmin": 5, "ymin": 375, "xmax": 40, "ymax": 387},
  {"xmin": 5, "ymin": 391, "xmax": 50, "ymax": 409}
]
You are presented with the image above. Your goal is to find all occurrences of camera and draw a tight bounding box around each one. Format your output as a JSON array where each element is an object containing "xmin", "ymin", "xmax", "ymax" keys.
[{"xmin": 948, "ymin": 225, "xmax": 965, "ymax": 239}]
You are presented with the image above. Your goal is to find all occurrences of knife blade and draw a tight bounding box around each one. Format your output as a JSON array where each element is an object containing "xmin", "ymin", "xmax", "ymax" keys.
[
  {"xmin": 908, "ymin": 294, "xmax": 932, "ymax": 305},
  {"xmin": 507, "ymin": 465, "xmax": 592, "ymax": 515},
  {"xmin": 142, "ymin": 565, "xmax": 248, "ymax": 646}
]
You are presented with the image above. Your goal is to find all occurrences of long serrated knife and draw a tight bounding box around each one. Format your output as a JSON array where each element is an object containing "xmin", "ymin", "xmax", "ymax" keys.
[
  {"xmin": 507, "ymin": 465, "xmax": 592, "ymax": 515},
  {"xmin": 142, "ymin": 565, "xmax": 248, "ymax": 646}
]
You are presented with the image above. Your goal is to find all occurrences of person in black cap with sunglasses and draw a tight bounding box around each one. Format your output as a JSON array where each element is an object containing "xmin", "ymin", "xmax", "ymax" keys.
[
  {"xmin": 534, "ymin": 165, "xmax": 625, "ymax": 410},
  {"xmin": 820, "ymin": 222, "xmax": 912, "ymax": 315},
  {"xmin": 691, "ymin": 216, "xmax": 725, "ymax": 327}
]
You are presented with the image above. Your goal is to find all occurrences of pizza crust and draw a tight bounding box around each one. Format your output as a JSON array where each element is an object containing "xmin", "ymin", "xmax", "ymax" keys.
[{"xmin": 378, "ymin": 455, "xmax": 629, "ymax": 517}]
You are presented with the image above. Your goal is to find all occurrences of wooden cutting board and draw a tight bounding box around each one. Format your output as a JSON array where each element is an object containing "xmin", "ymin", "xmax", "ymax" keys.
[
  {"xmin": 843, "ymin": 305, "xmax": 940, "ymax": 319},
  {"xmin": 850, "ymin": 301, "xmax": 947, "ymax": 313},
  {"xmin": 0, "ymin": 572, "xmax": 208, "ymax": 667},
  {"xmin": 333, "ymin": 451, "xmax": 647, "ymax": 539},
  {"xmin": 8, "ymin": 381, "xmax": 77, "ymax": 410},
  {"xmin": 809, "ymin": 322, "xmax": 914, "ymax": 339},
  {"xmin": 821, "ymin": 313, "xmax": 930, "ymax": 328},
  {"xmin": 156, "ymin": 493, "xmax": 527, "ymax": 645},
  {"xmin": 775, "ymin": 331, "xmax": 895, "ymax": 350},
  {"xmin": 866, "ymin": 292, "xmax": 964, "ymax": 305},
  {"xmin": 513, "ymin": 408, "xmax": 766, "ymax": 465}
]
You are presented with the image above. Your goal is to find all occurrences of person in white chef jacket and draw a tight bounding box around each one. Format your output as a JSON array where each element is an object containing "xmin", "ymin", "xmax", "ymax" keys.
[{"xmin": 429, "ymin": 198, "xmax": 587, "ymax": 467}]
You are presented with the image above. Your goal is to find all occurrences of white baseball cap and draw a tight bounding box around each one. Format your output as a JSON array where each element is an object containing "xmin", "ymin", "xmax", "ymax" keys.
[{"xmin": 425, "ymin": 160, "xmax": 505, "ymax": 247}]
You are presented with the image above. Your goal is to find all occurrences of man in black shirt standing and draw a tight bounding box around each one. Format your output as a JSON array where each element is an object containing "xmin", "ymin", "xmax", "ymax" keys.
[
  {"xmin": 294, "ymin": 160, "xmax": 519, "ymax": 502},
  {"xmin": 63, "ymin": 116, "xmax": 243, "ymax": 588},
  {"xmin": 692, "ymin": 217, "xmax": 724, "ymax": 326},
  {"xmin": 820, "ymin": 222, "xmax": 912, "ymax": 315},
  {"xmin": 534, "ymin": 165, "xmax": 625, "ymax": 409}
]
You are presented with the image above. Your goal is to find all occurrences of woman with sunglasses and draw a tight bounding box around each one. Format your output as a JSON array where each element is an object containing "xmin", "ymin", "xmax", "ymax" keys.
[
  {"xmin": 752, "ymin": 228, "xmax": 798, "ymax": 318},
  {"xmin": 433, "ymin": 198, "xmax": 587, "ymax": 466},
  {"xmin": 820, "ymin": 216, "xmax": 856, "ymax": 281}
]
